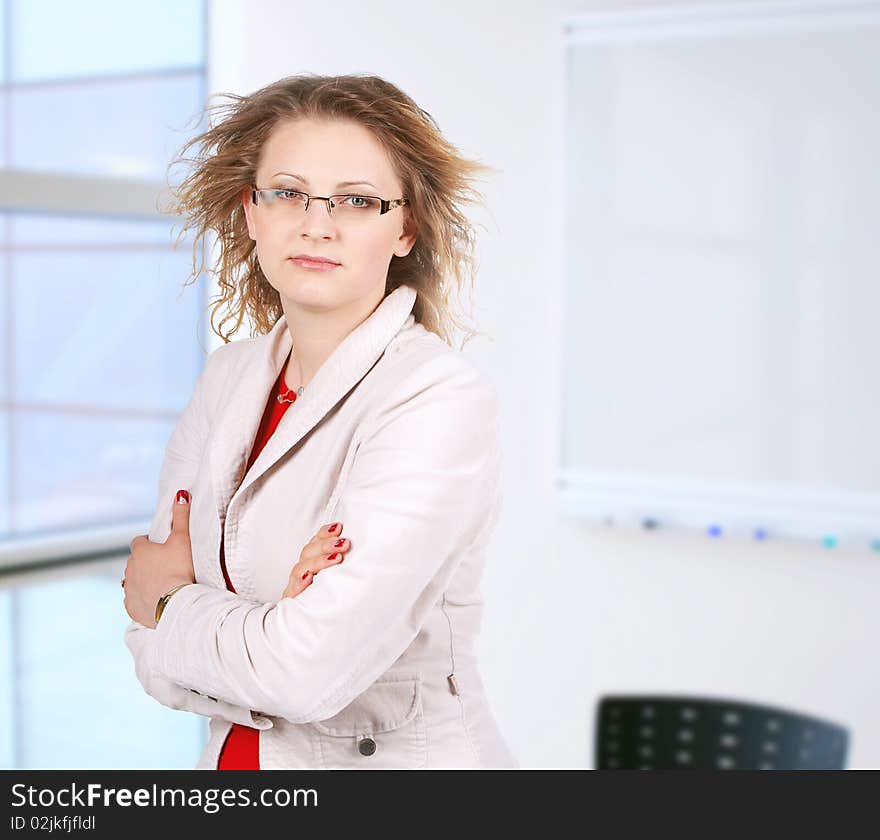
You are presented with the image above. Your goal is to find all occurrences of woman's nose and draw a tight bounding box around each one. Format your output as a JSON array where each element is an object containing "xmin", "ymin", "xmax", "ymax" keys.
[{"xmin": 297, "ymin": 200, "xmax": 338, "ymax": 238}]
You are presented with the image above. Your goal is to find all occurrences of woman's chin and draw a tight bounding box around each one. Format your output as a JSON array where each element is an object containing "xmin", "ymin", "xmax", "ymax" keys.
[{"xmin": 278, "ymin": 275, "xmax": 346, "ymax": 310}]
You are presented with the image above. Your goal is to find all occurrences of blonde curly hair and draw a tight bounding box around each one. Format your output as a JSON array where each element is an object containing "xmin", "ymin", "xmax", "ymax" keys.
[{"xmin": 160, "ymin": 73, "xmax": 497, "ymax": 350}]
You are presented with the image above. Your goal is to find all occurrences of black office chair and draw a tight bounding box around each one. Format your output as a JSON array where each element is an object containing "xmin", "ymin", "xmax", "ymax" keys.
[{"xmin": 595, "ymin": 695, "xmax": 849, "ymax": 769}]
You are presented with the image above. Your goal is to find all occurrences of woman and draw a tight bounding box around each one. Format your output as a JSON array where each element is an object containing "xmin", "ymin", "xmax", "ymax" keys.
[{"xmin": 122, "ymin": 74, "xmax": 516, "ymax": 770}]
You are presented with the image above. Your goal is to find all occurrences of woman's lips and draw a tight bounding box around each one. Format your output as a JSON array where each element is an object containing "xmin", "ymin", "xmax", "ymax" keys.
[{"xmin": 290, "ymin": 257, "xmax": 341, "ymax": 271}]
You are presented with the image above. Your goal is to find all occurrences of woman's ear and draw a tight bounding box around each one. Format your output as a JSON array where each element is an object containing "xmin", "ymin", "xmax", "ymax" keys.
[{"xmin": 394, "ymin": 215, "xmax": 418, "ymax": 258}]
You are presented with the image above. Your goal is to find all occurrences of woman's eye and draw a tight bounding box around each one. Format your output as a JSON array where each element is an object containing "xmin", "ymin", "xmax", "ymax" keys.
[
  {"xmin": 343, "ymin": 195, "xmax": 376, "ymax": 209},
  {"xmin": 276, "ymin": 190, "xmax": 305, "ymax": 200}
]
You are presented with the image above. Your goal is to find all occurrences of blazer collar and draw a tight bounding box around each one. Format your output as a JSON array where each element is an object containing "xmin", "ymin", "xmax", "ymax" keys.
[{"xmin": 210, "ymin": 283, "xmax": 418, "ymax": 519}]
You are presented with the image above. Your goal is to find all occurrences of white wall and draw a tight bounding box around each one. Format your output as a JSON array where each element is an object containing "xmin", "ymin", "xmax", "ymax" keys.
[{"xmin": 209, "ymin": 0, "xmax": 880, "ymax": 768}]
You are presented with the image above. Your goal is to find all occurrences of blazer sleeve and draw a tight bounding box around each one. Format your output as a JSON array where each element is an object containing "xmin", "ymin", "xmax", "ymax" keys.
[
  {"xmin": 122, "ymin": 341, "xmax": 273, "ymax": 730},
  {"xmin": 144, "ymin": 355, "xmax": 503, "ymax": 724}
]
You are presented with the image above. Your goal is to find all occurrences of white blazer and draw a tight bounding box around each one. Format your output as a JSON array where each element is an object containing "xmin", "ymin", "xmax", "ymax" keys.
[{"xmin": 124, "ymin": 283, "xmax": 518, "ymax": 770}]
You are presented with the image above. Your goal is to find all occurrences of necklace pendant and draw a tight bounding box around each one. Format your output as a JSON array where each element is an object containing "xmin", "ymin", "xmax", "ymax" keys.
[{"xmin": 276, "ymin": 381, "xmax": 303, "ymax": 405}]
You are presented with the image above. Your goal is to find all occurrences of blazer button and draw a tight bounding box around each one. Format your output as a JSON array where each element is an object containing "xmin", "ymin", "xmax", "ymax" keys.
[{"xmin": 358, "ymin": 737, "xmax": 376, "ymax": 756}]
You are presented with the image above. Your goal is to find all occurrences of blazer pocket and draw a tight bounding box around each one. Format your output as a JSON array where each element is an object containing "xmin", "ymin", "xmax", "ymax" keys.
[{"xmin": 311, "ymin": 675, "xmax": 427, "ymax": 769}]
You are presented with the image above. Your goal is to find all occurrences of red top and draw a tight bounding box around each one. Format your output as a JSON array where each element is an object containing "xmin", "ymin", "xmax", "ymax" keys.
[{"xmin": 217, "ymin": 352, "xmax": 296, "ymax": 770}]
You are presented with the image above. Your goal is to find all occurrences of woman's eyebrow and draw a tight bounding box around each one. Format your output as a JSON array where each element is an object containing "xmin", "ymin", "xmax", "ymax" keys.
[{"xmin": 272, "ymin": 171, "xmax": 378, "ymax": 190}]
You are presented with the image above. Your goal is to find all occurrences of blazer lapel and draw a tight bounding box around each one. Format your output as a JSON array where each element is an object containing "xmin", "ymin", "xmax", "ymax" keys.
[{"xmin": 208, "ymin": 283, "xmax": 418, "ymax": 527}]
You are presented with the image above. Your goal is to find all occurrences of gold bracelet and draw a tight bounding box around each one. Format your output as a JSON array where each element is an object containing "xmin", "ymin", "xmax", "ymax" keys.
[{"xmin": 155, "ymin": 583, "xmax": 191, "ymax": 624}]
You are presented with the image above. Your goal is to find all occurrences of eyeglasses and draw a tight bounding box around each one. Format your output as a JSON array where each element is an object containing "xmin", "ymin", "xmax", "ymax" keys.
[{"xmin": 251, "ymin": 187, "xmax": 408, "ymax": 223}]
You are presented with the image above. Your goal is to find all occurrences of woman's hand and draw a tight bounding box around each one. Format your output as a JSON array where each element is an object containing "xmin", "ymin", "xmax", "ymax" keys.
[
  {"xmin": 123, "ymin": 489, "xmax": 197, "ymax": 628},
  {"xmin": 282, "ymin": 521, "xmax": 350, "ymax": 599}
]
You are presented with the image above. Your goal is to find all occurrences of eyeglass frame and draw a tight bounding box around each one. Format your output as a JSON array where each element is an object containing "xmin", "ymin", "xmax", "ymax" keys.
[{"xmin": 251, "ymin": 187, "xmax": 408, "ymax": 217}]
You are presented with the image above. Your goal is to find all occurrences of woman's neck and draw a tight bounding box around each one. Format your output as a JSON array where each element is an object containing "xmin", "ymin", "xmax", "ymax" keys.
[{"xmin": 280, "ymin": 286, "xmax": 386, "ymax": 393}]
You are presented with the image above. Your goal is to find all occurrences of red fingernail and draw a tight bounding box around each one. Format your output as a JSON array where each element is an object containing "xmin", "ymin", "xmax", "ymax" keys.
[
  {"xmin": 301, "ymin": 571, "xmax": 311, "ymax": 580},
  {"xmin": 176, "ymin": 489, "xmax": 190, "ymax": 504},
  {"xmin": 327, "ymin": 523, "xmax": 339, "ymax": 533},
  {"xmin": 333, "ymin": 538, "xmax": 344, "ymax": 547},
  {"xmin": 329, "ymin": 553, "xmax": 340, "ymax": 561}
]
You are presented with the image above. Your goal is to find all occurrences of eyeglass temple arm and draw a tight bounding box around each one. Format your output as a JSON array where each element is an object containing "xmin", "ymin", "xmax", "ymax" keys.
[{"xmin": 380, "ymin": 198, "xmax": 408, "ymax": 215}]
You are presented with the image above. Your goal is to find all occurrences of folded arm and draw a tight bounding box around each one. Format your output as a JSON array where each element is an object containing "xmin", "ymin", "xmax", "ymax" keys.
[
  {"xmin": 124, "ymin": 616, "xmax": 272, "ymax": 728},
  {"xmin": 123, "ymin": 342, "xmax": 271, "ymax": 727},
  {"xmin": 145, "ymin": 358, "xmax": 502, "ymax": 724}
]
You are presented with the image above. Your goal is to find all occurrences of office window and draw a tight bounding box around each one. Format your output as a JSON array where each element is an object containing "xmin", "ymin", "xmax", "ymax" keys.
[
  {"xmin": 0, "ymin": 0, "xmax": 211, "ymax": 768},
  {"xmin": 2, "ymin": 0, "xmax": 210, "ymax": 541}
]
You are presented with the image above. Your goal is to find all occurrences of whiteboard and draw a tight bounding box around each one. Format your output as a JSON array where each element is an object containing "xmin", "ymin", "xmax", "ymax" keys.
[{"xmin": 560, "ymin": 1, "xmax": 880, "ymax": 551}]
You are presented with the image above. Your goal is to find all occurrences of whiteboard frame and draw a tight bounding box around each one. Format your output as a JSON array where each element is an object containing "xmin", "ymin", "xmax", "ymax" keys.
[{"xmin": 559, "ymin": 0, "xmax": 880, "ymax": 551}]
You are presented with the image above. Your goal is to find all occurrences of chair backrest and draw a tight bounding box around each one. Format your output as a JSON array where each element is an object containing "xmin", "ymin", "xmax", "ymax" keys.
[{"xmin": 595, "ymin": 695, "xmax": 849, "ymax": 769}]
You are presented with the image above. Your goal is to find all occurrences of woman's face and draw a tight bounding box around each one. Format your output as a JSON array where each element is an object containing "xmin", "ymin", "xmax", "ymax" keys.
[{"xmin": 242, "ymin": 116, "xmax": 417, "ymax": 312}]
